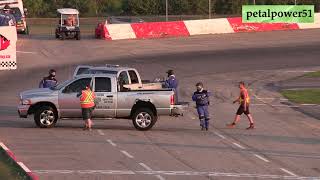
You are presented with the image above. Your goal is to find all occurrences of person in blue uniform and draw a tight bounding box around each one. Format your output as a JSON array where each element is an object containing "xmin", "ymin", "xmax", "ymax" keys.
[
  {"xmin": 164, "ymin": 70, "xmax": 179, "ymax": 103},
  {"xmin": 39, "ymin": 69, "xmax": 58, "ymax": 88},
  {"xmin": 192, "ymin": 82, "xmax": 211, "ymax": 131}
]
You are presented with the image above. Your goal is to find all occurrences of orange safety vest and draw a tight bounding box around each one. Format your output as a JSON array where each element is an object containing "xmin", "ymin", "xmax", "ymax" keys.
[
  {"xmin": 80, "ymin": 89, "xmax": 95, "ymax": 108},
  {"xmin": 239, "ymin": 88, "xmax": 250, "ymax": 104}
]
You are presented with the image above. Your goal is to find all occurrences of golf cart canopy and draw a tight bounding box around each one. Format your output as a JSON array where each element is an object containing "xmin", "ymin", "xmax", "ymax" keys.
[{"xmin": 57, "ymin": 8, "xmax": 79, "ymax": 15}]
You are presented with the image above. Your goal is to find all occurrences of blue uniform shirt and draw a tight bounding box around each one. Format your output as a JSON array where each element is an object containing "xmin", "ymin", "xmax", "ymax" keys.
[
  {"xmin": 164, "ymin": 75, "xmax": 178, "ymax": 90},
  {"xmin": 39, "ymin": 76, "xmax": 58, "ymax": 88},
  {"xmin": 192, "ymin": 90, "xmax": 211, "ymax": 107}
]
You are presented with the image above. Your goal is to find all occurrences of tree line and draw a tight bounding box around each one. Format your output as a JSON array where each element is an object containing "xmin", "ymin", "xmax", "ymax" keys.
[{"xmin": 24, "ymin": 0, "xmax": 319, "ymax": 17}]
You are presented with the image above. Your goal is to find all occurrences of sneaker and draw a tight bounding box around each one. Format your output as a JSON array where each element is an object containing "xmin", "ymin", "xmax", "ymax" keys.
[
  {"xmin": 226, "ymin": 123, "xmax": 236, "ymax": 128},
  {"xmin": 201, "ymin": 126, "xmax": 205, "ymax": 131},
  {"xmin": 205, "ymin": 127, "xmax": 208, "ymax": 131},
  {"xmin": 246, "ymin": 124, "xmax": 255, "ymax": 130}
]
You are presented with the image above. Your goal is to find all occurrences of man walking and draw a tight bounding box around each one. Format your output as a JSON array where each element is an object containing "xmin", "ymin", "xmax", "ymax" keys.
[
  {"xmin": 39, "ymin": 69, "xmax": 58, "ymax": 88},
  {"xmin": 227, "ymin": 81, "xmax": 254, "ymax": 130},
  {"xmin": 192, "ymin": 82, "xmax": 211, "ymax": 131},
  {"xmin": 79, "ymin": 85, "xmax": 96, "ymax": 131}
]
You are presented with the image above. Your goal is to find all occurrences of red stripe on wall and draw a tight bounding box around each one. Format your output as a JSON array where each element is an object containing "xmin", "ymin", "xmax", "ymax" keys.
[
  {"xmin": 131, "ymin": 21, "xmax": 190, "ymax": 39},
  {"xmin": 227, "ymin": 17, "xmax": 299, "ymax": 32}
]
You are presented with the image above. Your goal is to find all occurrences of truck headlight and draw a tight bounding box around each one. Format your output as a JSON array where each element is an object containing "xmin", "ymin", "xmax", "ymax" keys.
[{"xmin": 21, "ymin": 99, "xmax": 31, "ymax": 105}]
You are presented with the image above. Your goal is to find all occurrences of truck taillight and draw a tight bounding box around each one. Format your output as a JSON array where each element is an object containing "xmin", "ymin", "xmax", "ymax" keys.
[{"xmin": 170, "ymin": 94, "xmax": 174, "ymax": 105}]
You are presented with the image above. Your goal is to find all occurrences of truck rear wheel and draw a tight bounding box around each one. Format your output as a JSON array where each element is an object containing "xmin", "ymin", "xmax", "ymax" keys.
[
  {"xmin": 34, "ymin": 106, "xmax": 57, "ymax": 128},
  {"xmin": 132, "ymin": 108, "xmax": 156, "ymax": 131}
]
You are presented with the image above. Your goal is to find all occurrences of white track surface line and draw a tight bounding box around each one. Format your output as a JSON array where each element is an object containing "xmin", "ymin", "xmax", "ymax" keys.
[
  {"xmin": 106, "ymin": 139, "xmax": 117, "ymax": 147},
  {"xmin": 33, "ymin": 169, "xmax": 318, "ymax": 179},
  {"xmin": 0, "ymin": 142, "xmax": 9, "ymax": 151},
  {"xmin": 214, "ymin": 132, "xmax": 226, "ymax": 139},
  {"xmin": 97, "ymin": 130, "xmax": 105, "ymax": 136},
  {"xmin": 232, "ymin": 142, "xmax": 246, "ymax": 149},
  {"xmin": 280, "ymin": 168, "xmax": 298, "ymax": 177},
  {"xmin": 254, "ymin": 154, "xmax": 270, "ymax": 163},
  {"xmin": 17, "ymin": 162, "xmax": 31, "ymax": 173},
  {"xmin": 16, "ymin": 51, "xmax": 37, "ymax": 54},
  {"xmin": 139, "ymin": 163, "xmax": 166, "ymax": 180},
  {"xmin": 139, "ymin": 163, "xmax": 153, "ymax": 171},
  {"xmin": 120, "ymin": 150, "xmax": 134, "ymax": 159},
  {"xmin": 301, "ymin": 104, "xmax": 318, "ymax": 106}
]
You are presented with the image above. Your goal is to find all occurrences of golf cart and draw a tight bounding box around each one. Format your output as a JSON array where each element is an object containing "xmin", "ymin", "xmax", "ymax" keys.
[{"xmin": 55, "ymin": 8, "xmax": 80, "ymax": 40}]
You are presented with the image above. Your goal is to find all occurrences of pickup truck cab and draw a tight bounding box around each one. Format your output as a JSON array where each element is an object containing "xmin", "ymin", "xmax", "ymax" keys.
[
  {"xmin": 73, "ymin": 65, "xmax": 163, "ymax": 90},
  {"xmin": 18, "ymin": 74, "xmax": 187, "ymax": 131}
]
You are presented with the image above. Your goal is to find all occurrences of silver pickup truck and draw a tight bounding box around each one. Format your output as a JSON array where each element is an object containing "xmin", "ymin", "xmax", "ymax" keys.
[{"xmin": 18, "ymin": 74, "xmax": 187, "ymax": 131}]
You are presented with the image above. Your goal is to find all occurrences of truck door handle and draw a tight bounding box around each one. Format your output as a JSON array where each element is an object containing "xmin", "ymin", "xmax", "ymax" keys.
[{"xmin": 106, "ymin": 95, "xmax": 113, "ymax": 97}]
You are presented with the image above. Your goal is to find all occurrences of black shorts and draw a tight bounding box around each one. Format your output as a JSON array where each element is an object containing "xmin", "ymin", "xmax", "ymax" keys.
[
  {"xmin": 236, "ymin": 105, "xmax": 250, "ymax": 115},
  {"xmin": 82, "ymin": 107, "xmax": 94, "ymax": 120}
]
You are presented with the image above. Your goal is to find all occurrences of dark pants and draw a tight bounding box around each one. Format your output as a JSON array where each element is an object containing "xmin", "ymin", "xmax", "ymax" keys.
[
  {"xmin": 82, "ymin": 107, "xmax": 94, "ymax": 120},
  {"xmin": 197, "ymin": 105, "xmax": 210, "ymax": 128}
]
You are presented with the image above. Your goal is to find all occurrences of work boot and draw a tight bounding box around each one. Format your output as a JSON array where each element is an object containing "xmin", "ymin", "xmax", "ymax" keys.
[
  {"xmin": 226, "ymin": 122, "xmax": 236, "ymax": 128},
  {"xmin": 246, "ymin": 123, "xmax": 255, "ymax": 130}
]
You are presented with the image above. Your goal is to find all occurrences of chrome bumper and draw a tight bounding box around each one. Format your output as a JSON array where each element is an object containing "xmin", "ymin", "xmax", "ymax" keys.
[
  {"xmin": 17, "ymin": 104, "xmax": 30, "ymax": 118},
  {"xmin": 171, "ymin": 102, "xmax": 189, "ymax": 116}
]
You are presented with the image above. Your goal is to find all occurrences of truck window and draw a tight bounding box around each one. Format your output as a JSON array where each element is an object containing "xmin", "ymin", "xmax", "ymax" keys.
[
  {"xmin": 118, "ymin": 71, "xmax": 129, "ymax": 85},
  {"xmin": 128, "ymin": 70, "xmax": 139, "ymax": 84},
  {"xmin": 76, "ymin": 67, "xmax": 90, "ymax": 75},
  {"xmin": 63, "ymin": 78, "xmax": 91, "ymax": 93},
  {"xmin": 95, "ymin": 77, "xmax": 111, "ymax": 92}
]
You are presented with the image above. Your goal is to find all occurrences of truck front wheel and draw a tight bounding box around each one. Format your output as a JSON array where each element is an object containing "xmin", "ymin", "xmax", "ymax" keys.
[
  {"xmin": 34, "ymin": 106, "xmax": 57, "ymax": 128},
  {"xmin": 132, "ymin": 108, "xmax": 156, "ymax": 131}
]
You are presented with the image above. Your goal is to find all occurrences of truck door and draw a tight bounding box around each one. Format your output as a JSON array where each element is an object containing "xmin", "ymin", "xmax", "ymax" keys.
[
  {"xmin": 59, "ymin": 77, "xmax": 92, "ymax": 118},
  {"xmin": 93, "ymin": 77, "xmax": 116, "ymax": 118}
]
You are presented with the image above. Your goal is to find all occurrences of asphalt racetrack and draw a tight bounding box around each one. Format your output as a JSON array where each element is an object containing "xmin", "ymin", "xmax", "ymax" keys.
[{"xmin": 0, "ymin": 29, "xmax": 320, "ymax": 180}]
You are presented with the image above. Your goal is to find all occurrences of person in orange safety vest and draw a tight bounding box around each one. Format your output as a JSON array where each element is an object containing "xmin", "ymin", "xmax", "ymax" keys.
[
  {"xmin": 227, "ymin": 81, "xmax": 254, "ymax": 130},
  {"xmin": 79, "ymin": 85, "xmax": 96, "ymax": 131}
]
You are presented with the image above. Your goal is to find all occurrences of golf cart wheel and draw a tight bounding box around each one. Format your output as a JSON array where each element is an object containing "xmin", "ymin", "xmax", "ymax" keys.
[
  {"xmin": 76, "ymin": 32, "xmax": 81, "ymax": 40},
  {"xmin": 60, "ymin": 33, "xmax": 66, "ymax": 40},
  {"xmin": 34, "ymin": 106, "xmax": 58, "ymax": 128},
  {"xmin": 132, "ymin": 108, "xmax": 157, "ymax": 131}
]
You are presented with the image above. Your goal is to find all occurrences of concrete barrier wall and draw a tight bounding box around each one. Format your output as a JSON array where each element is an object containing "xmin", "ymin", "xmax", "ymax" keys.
[
  {"xmin": 100, "ymin": 13, "xmax": 320, "ymax": 41},
  {"xmin": 131, "ymin": 21, "xmax": 189, "ymax": 39},
  {"xmin": 184, "ymin": 18, "xmax": 234, "ymax": 35},
  {"xmin": 227, "ymin": 17, "xmax": 299, "ymax": 32},
  {"xmin": 0, "ymin": 26, "xmax": 17, "ymax": 70},
  {"xmin": 298, "ymin": 13, "xmax": 320, "ymax": 29},
  {"xmin": 106, "ymin": 24, "xmax": 136, "ymax": 40}
]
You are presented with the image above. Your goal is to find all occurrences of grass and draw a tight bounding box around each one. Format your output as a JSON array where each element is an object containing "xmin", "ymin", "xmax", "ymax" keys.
[
  {"xmin": 281, "ymin": 89, "xmax": 320, "ymax": 104},
  {"xmin": 0, "ymin": 149, "xmax": 31, "ymax": 180},
  {"xmin": 304, "ymin": 71, "xmax": 320, "ymax": 78}
]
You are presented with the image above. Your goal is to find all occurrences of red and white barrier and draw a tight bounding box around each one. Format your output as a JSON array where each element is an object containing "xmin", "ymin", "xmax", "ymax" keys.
[
  {"xmin": 97, "ymin": 13, "xmax": 320, "ymax": 41},
  {"xmin": 0, "ymin": 142, "xmax": 38, "ymax": 180}
]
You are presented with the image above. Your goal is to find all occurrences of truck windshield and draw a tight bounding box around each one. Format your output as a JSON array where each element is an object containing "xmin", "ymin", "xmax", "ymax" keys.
[
  {"xmin": 50, "ymin": 79, "xmax": 72, "ymax": 90},
  {"xmin": 0, "ymin": 8, "xmax": 22, "ymax": 20}
]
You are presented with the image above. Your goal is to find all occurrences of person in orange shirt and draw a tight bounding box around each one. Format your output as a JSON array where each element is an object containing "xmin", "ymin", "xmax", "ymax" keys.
[
  {"xmin": 79, "ymin": 85, "xmax": 96, "ymax": 130},
  {"xmin": 227, "ymin": 81, "xmax": 254, "ymax": 130}
]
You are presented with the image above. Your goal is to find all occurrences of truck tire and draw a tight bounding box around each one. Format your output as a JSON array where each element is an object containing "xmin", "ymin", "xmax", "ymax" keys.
[
  {"xmin": 24, "ymin": 25, "xmax": 30, "ymax": 35},
  {"xmin": 34, "ymin": 106, "xmax": 57, "ymax": 128},
  {"xmin": 132, "ymin": 108, "xmax": 157, "ymax": 131},
  {"xmin": 60, "ymin": 33, "xmax": 66, "ymax": 40}
]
